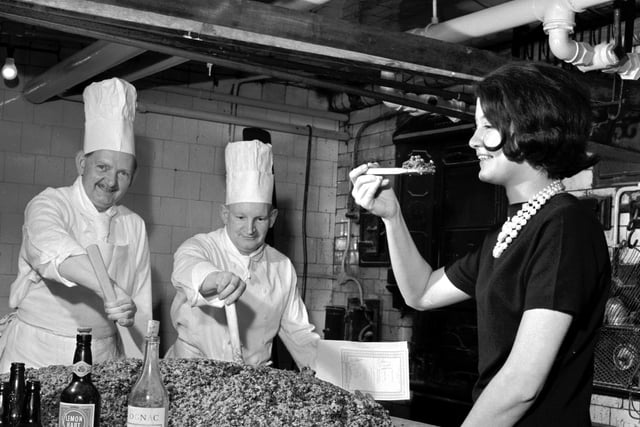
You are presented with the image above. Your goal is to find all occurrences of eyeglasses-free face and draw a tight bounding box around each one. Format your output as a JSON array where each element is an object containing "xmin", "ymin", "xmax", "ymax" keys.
[
  {"xmin": 471, "ymin": 98, "xmax": 503, "ymax": 151},
  {"xmin": 471, "ymin": 126, "xmax": 502, "ymax": 150}
]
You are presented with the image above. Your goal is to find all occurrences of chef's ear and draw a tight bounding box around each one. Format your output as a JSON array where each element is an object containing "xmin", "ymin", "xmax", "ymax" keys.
[
  {"xmin": 268, "ymin": 207, "xmax": 278, "ymax": 228},
  {"xmin": 220, "ymin": 204, "xmax": 230, "ymax": 225},
  {"xmin": 75, "ymin": 150, "xmax": 87, "ymax": 175}
]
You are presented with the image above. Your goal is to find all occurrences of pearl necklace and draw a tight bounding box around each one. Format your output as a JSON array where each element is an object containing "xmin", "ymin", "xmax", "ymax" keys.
[{"xmin": 492, "ymin": 180, "xmax": 565, "ymax": 258}]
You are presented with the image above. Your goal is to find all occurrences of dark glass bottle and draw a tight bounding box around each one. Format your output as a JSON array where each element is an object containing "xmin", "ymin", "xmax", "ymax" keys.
[
  {"xmin": 0, "ymin": 381, "xmax": 9, "ymax": 425},
  {"xmin": 8, "ymin": 363, "xmax": 25, "ymax": 427},
  {"xmin": 19, "ymin": 380, "xmax": 41, "ymax": 427},
  {"xmin": 58, "ymin": 328, "xmax": 100, "ymax": 427}
]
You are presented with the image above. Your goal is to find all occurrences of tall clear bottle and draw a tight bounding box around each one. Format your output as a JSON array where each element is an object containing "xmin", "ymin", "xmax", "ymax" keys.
[
  {"xmin": 8, "ymin": 362, "xmax": 25, "ymax": 427},
  {"xmin": 127, "ymin": 320, "xmax": 169, "ymax": 427},
  {"xmin": 58, "ymin": 327, "xmax": 100, "ymax": 427}
]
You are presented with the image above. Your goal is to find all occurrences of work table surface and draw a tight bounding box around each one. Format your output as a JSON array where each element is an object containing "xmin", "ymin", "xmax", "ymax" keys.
[{"xmin": 391, "ymin": 416, "xmax": 438, "ymax": 426}]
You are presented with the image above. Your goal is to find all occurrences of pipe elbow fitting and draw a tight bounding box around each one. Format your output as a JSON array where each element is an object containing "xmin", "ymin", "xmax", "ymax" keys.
[{"xmin": 547, "ymin": 28, "xmax": 579, "ymax": 61}]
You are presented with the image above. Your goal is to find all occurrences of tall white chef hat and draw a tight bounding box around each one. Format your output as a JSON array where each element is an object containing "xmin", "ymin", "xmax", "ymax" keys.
[
  {"xmin": 225, "ymin": 139, "xmax": 274, "ymax": 205},
  {"xmin": 83, "ymin": 78, "xmax": 137, "ymax": 156}
]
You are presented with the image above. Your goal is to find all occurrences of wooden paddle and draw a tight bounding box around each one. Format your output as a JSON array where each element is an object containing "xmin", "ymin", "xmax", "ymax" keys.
[
  {"xmin": 85, "ymin": 244, "xmax": 145, "ymax": 358},
  {"xmin": 225, "ymin": 303, "xmax": 243, "ymax": 364},
  {"xmin": 86, "ymin": 244, "xmax": 118, "ymax": 304}
]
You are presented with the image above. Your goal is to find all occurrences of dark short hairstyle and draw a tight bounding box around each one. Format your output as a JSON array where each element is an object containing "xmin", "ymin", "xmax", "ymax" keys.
[{"xmin": 475, "ymin": 61, "xmax": 598, "ymax": 179}]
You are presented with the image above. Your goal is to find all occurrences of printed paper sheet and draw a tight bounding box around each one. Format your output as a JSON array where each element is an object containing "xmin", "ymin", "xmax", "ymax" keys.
[{"xmin": 316, "ymin": 340, "xmax": 410, "ymax": 400}]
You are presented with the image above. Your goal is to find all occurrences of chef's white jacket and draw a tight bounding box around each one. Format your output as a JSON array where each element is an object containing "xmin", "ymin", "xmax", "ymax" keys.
[
  {"xmin": 0, "ymin": 176, "xmax": 152, "ymax": 371},
  {"xmin": 167, "ymin": 228, "xmax": 319, "ymax": 369}
]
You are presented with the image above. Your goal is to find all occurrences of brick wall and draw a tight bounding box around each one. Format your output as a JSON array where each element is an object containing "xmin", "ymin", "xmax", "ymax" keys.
[
  {"xmin": 332, "ymin": 104, "xmax": 414, "ymax": 341},
  {"xmin": 591, "ymin": 394, "xmax": 640, "ymax": 426},
  {"xmin": 0, "ymin": 59, "xmax": 343, "ymax": 353}
]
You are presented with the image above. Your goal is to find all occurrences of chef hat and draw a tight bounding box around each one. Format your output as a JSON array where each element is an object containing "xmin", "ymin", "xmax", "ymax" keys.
[
  {"xmin": 225, "ymin": 140, "xmax": 274, "ymax": 205},
  {"xmin": 83, "ymin": 78, "xmax": 136, "ymax": 156}
]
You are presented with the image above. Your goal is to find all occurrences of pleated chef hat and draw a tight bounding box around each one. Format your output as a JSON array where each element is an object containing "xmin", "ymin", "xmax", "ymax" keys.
[
  {"xmin": 225, "ymin": 139, "xmax": 274, "ymax": 205},
  {"xmin": 83, "ymin": 78, "xmax": 136, "ymax": 156}
]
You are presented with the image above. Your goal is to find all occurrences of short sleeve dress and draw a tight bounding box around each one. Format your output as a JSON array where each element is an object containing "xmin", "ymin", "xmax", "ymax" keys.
[{"xmin": 446, "ymin": 192, "xmax": 611, "ymax": 426}]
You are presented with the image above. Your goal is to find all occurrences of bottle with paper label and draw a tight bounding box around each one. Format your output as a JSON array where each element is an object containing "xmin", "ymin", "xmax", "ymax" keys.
[
  {"xmin": 127, "ymin": 320, "xmax": 169, "ymax": 427},
  {"xmin": 58, "ymin": 327, "xmax": 100, "ymax": 427}
]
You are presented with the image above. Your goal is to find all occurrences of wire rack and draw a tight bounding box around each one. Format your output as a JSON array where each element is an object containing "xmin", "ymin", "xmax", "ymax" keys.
[{"xmin": 594, "ymin": 245, "xmax": 640, "ymax": 395}]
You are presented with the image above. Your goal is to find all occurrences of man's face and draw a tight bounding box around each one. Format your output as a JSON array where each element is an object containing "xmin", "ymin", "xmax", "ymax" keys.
[
  {"xmin": 76, "ymin": 149, "xmax": 136, "ymax": 212},
  {"xmin": 221, "ymin": 203, "xmax": 277, "ymax": 255}
]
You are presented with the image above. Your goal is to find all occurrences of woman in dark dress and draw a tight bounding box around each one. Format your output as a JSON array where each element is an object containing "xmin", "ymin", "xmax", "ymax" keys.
[{"xmin": 349, "ymin": 62, "xmax": 611, "ymax": 426}]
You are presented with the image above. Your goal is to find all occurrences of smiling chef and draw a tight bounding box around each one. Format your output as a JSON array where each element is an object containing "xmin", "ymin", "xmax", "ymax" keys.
[{"xmin": 0, "ymin": 78, "xmax": 152, "ymax": 372}]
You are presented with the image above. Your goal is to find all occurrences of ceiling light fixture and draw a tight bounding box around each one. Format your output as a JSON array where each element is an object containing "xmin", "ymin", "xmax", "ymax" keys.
[{"xmin": 2, "ymin": 47, "xmax": 17, "ymax": 81}]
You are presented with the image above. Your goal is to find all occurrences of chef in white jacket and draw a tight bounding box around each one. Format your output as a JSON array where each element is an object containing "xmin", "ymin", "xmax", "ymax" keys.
[
  {"xmin": 166, "ymin": 139, "xmax": 319, "ymax": 369},
  {"xmin": 0, "ymin": 78, "xmax": 152, "ymax": 372}
]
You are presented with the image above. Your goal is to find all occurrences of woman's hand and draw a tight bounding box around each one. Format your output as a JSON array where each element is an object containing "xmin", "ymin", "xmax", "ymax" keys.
[{"xmin": 349, "ymin": 163, "xmax": 399, "ymax": 219}]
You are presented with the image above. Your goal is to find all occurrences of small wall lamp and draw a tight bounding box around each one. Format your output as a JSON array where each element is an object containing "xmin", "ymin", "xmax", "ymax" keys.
[{"xmin": 2, "ymin": 47, "xmax": 17, "ymax": 81}]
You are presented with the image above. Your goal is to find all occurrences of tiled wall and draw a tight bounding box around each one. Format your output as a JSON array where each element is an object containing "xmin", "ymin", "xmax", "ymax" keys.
[
  {"xmin": 591, "ymin": 394, "xmax": 640, "ymax": 426},
  {"xmin": 333, "ymin": 105, "xmax": 414, "ymax": 341},
  {"xmin": 0, "ymin": 60, "xmax": 345, "ymax": 353}
]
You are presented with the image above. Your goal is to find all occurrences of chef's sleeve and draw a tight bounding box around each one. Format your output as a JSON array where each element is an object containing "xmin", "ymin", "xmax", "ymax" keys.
[
  {"xmin": 172, "ymin": 234, "xmax": 223, "ymax": 307},
  {"xmin": 277, "ymin": 263, "xmax": 320, "ymax": 370},
  {"xmin": 22, "ymin": 191, "xmax": 85, "ymax": 287}
]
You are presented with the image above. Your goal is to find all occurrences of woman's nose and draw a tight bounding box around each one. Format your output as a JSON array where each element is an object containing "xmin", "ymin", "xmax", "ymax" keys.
[{"xmin": 469, "ymin": 129, "xmax": 483, "ymax": 148}]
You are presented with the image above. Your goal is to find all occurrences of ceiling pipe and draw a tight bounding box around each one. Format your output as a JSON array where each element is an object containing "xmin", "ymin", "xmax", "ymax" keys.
[
  {"xmin": 412, "ymin": 0, "xmax": 612, "ymax": 43},
  {"xmin": 379, "ymin": 70, "xmax": 470, "ymax": 120},
  {"xmin": 415, "ymin": 0, "xmax": 633, "ymax": 75},
  {"xmin": 543, "ymin": 0, "xmax": 620, "ymax": 72},
  {"xmin": 383, "ymin": 0, "xmax": 632, "ymax": 118}
]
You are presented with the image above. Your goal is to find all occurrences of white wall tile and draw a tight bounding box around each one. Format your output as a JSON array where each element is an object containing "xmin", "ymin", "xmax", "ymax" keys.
[
  {"xmin": 0, "ymin": 121, "xmax": 22, "ymax": 152},
  {"xmin": 5, "ymin": 153, "xmax": 34, "ymax": 184},
  {"xmin": 171, "ymin": 116, "xmax": 199, "ymax": 144},
  {"xmin": 34, "ymin": 155, "xmax": 65, "ymax": 187},
  {"xmin": 51, "ymin": 127, "xmax": 82, "ymax": 158},
  {"xmin": 162, "ymin": 141, "xmax": 189, "ymax": 171},
  {"xmin": 188, "ymin": 144, "xmax": 216, "ymax": 173},
  {"xmin": 0, "ymin": 213, "xmax": 22, "ymax": 244}
]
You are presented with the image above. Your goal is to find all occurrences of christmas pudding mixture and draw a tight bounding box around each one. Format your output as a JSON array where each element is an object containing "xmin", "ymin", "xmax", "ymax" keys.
[{"xmin": 4, "ymin": 357, "xmax": 392, "ymax": 426}]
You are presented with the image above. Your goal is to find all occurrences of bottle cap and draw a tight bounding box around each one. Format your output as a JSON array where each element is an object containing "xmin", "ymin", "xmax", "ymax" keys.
[
  {"xmin": 77, "ymin": 327, "xmax": 92, "ymax": 335},
  {"xmin": 146, "ymin": 320, "xmax": 160, "ymax": 337},
  {"xmin": 26, "ymin": 380, "xmax": 40, "ymax": 390}
]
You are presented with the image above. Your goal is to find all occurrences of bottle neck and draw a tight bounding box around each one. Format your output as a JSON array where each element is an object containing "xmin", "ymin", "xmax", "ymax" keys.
[
  {"xmin": 72, "ymin": 336, "xmax": 93, "ymax": 381},
  {"xmin": 142, "ymin": 337, "xmax": 161, "ymax": 374},
  {"xmin": 73, "ymin": 336, "xmax": 93, "ymax": 364}
]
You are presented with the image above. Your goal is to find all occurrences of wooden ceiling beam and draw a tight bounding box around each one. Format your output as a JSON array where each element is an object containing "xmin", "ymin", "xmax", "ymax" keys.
[
  {"xmin": 120, "ymin": 56, "xmax": 189, "ymax": 83},
  {"xmin": 0, "ymin": 0, "xmax": 507, "ymax": 80},
  {"xmin": 0, "ymin": 0, "xmax": 478, "ymax": 116},
  {"xmin": 23, "ymin": 40, "xmax": 145, "ymax": 103}
]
